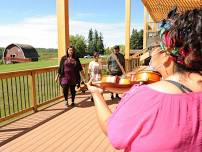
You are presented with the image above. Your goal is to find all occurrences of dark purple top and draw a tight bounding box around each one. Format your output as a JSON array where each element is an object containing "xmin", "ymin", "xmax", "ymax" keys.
[{"xmin": 61, "ymin": 58, "xmax": 77, "ymax": 85}]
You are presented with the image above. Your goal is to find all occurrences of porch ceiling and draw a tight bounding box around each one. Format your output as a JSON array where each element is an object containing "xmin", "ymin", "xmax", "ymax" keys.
[{"xmin": 142, "ymin": 0, "xmax": 202, "ymax": 22}]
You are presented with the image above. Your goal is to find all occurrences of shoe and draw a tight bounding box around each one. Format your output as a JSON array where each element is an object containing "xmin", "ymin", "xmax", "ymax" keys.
[
  {"xmin": 65, "ymin": 101, "xmax": 68, "ymax": 107},
  {"xmin": 71, "ymin": 102, "xmax": 75, "ymax": 106},
  {"xmin": 116, "ymin": 95, "xmax": 121, "ymax": 99},
  {"xmin": 91, "ymin": 97, "xmax": 94, "ymax": 102}
]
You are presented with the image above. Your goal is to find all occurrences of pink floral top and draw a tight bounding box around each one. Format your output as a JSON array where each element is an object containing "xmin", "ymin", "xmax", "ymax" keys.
[{"xmin": 108, "ymin": 85, "xmax": 202, "ymax": 152}]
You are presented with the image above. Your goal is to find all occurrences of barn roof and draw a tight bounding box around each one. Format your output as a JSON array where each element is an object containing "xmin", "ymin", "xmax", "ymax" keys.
[
  {"xmin": 142, "ymin": 0, "xmax": 202, "ymax": 22},
  {"xmin": 4, "ymin": 43, "xmax": 39, "ymax": 59}
]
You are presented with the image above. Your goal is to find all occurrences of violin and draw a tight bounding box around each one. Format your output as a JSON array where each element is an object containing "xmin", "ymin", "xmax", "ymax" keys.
[
  {"xmin": 127, "ymin": 70, "xmax": 162, "ymax": 84},
  {"xmin": 95, "ymin": 75, "xmax": 132, "ymax": 88},
  {"xmin": 93, "ymin": 67, "xmax": 162, "ymax": 93}
]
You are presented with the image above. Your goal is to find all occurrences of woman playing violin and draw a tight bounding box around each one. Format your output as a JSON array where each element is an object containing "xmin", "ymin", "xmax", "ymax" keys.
[{"xmin": 87, "ymin": 8, "xmax": 202, "ymax": 152}]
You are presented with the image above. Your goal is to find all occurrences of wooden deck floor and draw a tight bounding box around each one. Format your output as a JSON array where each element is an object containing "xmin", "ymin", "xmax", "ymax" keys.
[{"xmin": 0, "ymin": 92, "xmax": 122, "ymax": 152}]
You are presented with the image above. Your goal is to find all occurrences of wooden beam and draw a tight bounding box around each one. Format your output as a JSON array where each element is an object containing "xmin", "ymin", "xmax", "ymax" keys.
[
  {"xmin": 142, "ymin": 0, "xmax": 202, "ymax": 22},
  {"xmin": 152, "ymin": 18, "xmax": 158, "ymax": 34},
  {"xmin": 125, "ymin": 0, "xmax": 131, "ymax": 60},
  {"xmin": 143, "ymin": 6, "xmax": 148, "ymax": 49},
  {"xmin": 56, "ymin": 0, "xmax": 69, "ymax": 63},
  {"xmin": 125, "ymin": 0, "xmax": 131, "ymax": 72}
]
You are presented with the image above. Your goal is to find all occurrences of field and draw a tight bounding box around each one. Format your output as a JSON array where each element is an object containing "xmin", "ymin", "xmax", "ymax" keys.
[
  {"xmin": 0, "ymin": 49, "xmax": 98, "ymax": 73},
  {"xmin": 0, "ymin": 58, "xmax": 96, "ymax": 73}
]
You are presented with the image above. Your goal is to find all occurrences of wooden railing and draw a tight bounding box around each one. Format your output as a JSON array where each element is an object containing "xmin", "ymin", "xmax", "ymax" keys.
[
  {"xmin": 0, "ymin": 66, "xmax": 64, "ymax": 123},
  {"xmin": 0, "ymin": 63, "xmax": 97, "ymax": 123},
  {"xmin": 130, "ymin": 49, "xmax": 149, "ymax": 70},
  {"xmin": 0, "ymin": 59, "xmax": 142, "ymax": 123}
]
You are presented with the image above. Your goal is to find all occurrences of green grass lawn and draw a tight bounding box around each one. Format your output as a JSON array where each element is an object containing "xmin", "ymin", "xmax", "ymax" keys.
[
  {"xmin": 0, "ymin": 47, "xmax": 108, "ymax": 73},
  {"xmin": 0, "ymin": 58, "xmax": 96, "ymax": 73},
  {"xmin": 0, "ymin": 59, "xmax": 58, "ymax": 73}
]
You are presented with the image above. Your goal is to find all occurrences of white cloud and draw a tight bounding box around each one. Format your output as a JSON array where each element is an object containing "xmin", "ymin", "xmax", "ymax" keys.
[
  {"xmin": 0, "ymin": 16, "xmax": 57, "ymax": 48},
  {"xmin": 0, "ymin": 15, "xmax": 143, "ymax": 48}
]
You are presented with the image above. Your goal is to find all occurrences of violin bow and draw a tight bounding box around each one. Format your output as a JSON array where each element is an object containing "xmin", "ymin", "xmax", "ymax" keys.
[{"xmin": 111, "ymin": 53, "xmax": 126, "ymax": 75}]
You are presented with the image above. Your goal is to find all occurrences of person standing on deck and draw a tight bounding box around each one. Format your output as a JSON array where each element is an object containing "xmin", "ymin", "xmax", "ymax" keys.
[
  {"xmin": 88, "ymin": 52, "xmax": 102, "ymax": 101},
  {"xmin": 107, "ymin": 45, "xmax": 125, "ymax": 100}
]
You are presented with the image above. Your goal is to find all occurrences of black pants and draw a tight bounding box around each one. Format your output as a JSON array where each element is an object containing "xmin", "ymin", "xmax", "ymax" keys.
[
  {"xmin": 61, "ymin": 84, "xmax": 76, "ymax": 103},
  {"xmin": 110, "ymin": 72, "xmax": 122, "ymax": 98}
]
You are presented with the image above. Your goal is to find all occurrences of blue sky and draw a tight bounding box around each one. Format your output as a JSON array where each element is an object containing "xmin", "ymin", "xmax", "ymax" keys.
[{"xmin": 0, "ymin": 0, "xmax": 144, "ymax": 48}]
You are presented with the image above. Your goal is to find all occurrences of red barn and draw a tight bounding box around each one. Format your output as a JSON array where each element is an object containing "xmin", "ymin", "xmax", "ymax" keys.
[{"xmin": 3, "ymin": 43, "xmax": 39, "ymax": 64}]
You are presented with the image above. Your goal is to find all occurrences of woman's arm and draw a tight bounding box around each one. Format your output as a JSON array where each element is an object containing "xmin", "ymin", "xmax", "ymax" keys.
[
  {"xmin": 58, "ymin": 56, "xmax": 66, "ymax": 74},
  {"xmin": 56, "ymin": 56, "xmax": 65, "ymax": 82},
  {"xmin": 92, "ymin": 92, "xmax": 112, "ymax": 135},
  {"xmin": 80, "ymin": 70, "xmax": 86, "ymax": 81},
  {"xmin": 87, "ymin": 82, "xmax": 112, "ymax": 135},
  {"xmin": 107, "ymin": 56, "xmax": 112, "ymax": 74}
]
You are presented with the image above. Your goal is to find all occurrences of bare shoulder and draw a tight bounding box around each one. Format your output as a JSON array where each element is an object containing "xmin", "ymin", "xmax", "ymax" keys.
[
  {"xmin": 147, "ymin": 81, "xmax": 183, "ymax": 94},
  {"xmin": 148, "ymin": 73, "xmax": 202, "ymax": 93}
]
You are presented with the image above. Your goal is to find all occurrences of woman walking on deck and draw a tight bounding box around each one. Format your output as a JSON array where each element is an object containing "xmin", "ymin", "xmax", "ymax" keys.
[{"xmin": 57, "ymin": 46, "xmax": 85, "ymax": 107}]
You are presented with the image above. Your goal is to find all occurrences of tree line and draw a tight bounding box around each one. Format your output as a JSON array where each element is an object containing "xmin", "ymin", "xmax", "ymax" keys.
[
  {"xmin": 71, "ymin": 28, "xmax": 143, "ymax": 57},
  {"xmin": 70, "ymin": 28, "xmax": 105, "ymax": 58},
  {"xmin": 0, "ymin": 48, "xmax": 3, "ymax": 58},
  {"xmin": 130, "ymin": 29, "xmax": 143, "ymax": 50}
]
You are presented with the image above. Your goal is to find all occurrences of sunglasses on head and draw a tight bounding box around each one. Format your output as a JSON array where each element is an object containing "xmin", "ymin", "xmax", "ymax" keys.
[{"xmin": 148, "ymin": 43, "xmax": 166, "ymax": 54}]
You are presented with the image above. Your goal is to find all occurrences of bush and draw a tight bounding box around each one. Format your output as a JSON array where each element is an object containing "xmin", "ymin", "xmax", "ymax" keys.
[{"xmin": 0, "ymin": 48, "xmax": 3, "ymax": 59}]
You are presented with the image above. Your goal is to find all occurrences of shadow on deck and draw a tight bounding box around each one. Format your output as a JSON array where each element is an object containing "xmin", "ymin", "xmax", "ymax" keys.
[{"xmin": 0, "ymin": 92, "xmax": 122, "ymax": 152}]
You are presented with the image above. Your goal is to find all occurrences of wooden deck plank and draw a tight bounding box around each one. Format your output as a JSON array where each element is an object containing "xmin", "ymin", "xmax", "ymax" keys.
[
  {"xmin": 0, "ymin": 92, "xmax": 122, "ymax": 152},
  {"xmin": 0, "ymin": 107, "xmax": 66, "ymax": 146},
  {"xmin": 32, "ymin": 111, "xmax": 96, "ymax": 152},
  {"xmin": 84, "ymin": 134, "xmax": 106, "ymax": 152},
  {"xmin": 73, "ymin": 123, "xmax": 103, "ymax": 152},
  {"xmin": 2, "ymin": 108, "xmax": 92, "ymax": 152},
  {"xmin": 0, "ymin": 108, "xmax": 72, "ymax": 148},
  {"xmin": 52, "ymin": 117, "xmax": 97, "ymax": 152},
  {"xmin": 0, "ymin": 105, "xmax": 77, "ymax": 149},
  {"xmin": 0, "ymin": 93, "xmax": 89, "ymax": 146}
]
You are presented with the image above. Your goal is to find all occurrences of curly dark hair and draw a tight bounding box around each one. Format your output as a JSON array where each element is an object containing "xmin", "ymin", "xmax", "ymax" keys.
[{"xmin": 169, "ymin": 8, "xmax": 202, "ymax": 73}]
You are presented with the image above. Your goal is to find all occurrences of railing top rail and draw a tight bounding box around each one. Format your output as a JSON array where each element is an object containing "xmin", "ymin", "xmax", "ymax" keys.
[
  {"xmin": 0, "ymin": 71, "xmax": 32, "ymax": 79},
  {"xmin": 0, "ymin": 66, "xmax": 58, "ymax": 78},
  {"xmin": 0, "ymin": 63, "xmax": 91, "ymax": 79}
]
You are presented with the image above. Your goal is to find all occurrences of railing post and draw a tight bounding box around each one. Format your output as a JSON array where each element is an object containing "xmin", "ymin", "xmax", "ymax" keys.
[
  {"xmin": 30, "ymin": 71, "xmax": 37, "ymax": 112},
  {"xmin": 83, "ymin": 63, "xmax": 89, "ymax": 81},
  {"xmin": 125, "ymin": 59, "xmax": 130, "ymax": 72}
]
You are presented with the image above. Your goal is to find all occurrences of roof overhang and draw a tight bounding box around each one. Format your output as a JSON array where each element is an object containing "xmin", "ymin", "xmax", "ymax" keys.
[{"xmin": 142, "ymin": 0, "xmax": 202, "ymax": 22}]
